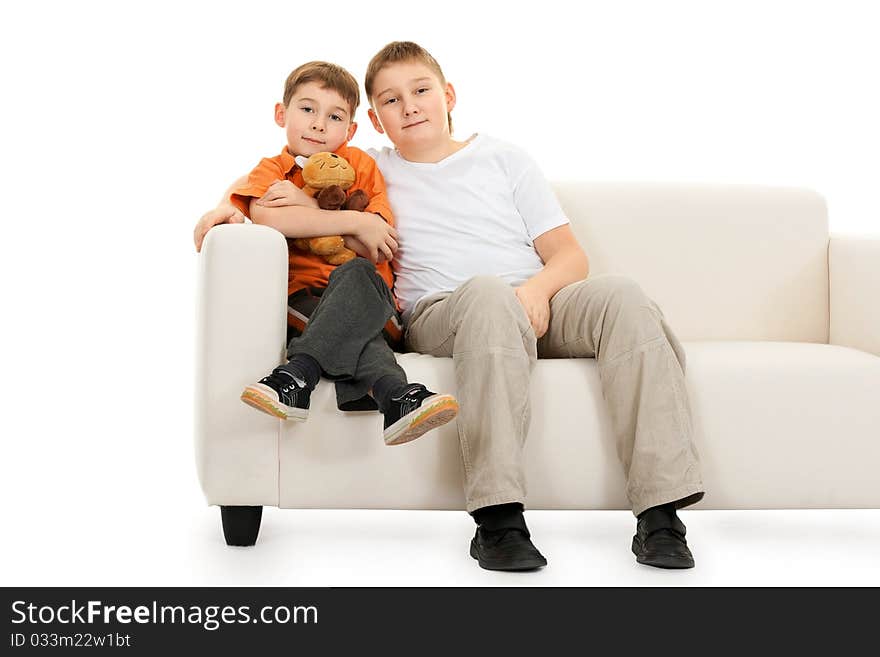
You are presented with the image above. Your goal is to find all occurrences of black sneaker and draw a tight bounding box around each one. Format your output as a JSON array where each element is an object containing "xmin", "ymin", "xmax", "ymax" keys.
[
  {"xmin": 470, "ymin": 527, "xmax": 548, "ymax": 571},
  {"xmin": 382, "ymin": 383, "xmax": 459, "ymax": 446},
  {"xmin": 631, "ymin": 504, "xmax": 695, "ymax": 569},
  {"xmin": 241, "ymin": 369, "xmax": 310, "ymax": 421}
]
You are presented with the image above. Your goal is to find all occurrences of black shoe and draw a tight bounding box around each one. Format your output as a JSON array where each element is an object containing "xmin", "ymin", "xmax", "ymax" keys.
[
  {"xmin": 631, "ymin": 504, "xmax": 695, "ymax": 569},
  {"xmin": 241, "ymin": 368, "xmax": 310, "ymax": 421},
  {"xmin": 470, "ymin": 527, "xmax": 548, "ymax": 571},
  {"xmin": 382, "ymin": 383, "xmax": 459, "ymax": 446}
]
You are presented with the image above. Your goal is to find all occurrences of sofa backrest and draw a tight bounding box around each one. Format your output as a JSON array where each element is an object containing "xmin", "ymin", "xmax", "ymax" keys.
[{"xmin": 553, "ymin": 183, "xmax": 829, "ymax": 343}]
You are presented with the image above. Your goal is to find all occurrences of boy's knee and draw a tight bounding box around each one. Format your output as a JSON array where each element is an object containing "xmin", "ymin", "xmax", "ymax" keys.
[
  {"xmin": 591, "ymin": 274, "xmax": 649, "ymax": 311},
  {"xmin": 328, "ymin": 256, "xmax": 374, "ymax": 281},
  {"xmin": 453, "ymin": 276, "xmax": 530, "ymax": 334},
  {"xmin": 458, "ymin": 275, "xmax": 516, "ymax": 305}
]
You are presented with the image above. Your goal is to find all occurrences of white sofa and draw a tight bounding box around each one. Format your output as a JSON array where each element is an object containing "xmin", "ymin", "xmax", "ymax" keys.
[{"xmin": 195, "ymin": 183, "xmax": 880, "ymax": 544}]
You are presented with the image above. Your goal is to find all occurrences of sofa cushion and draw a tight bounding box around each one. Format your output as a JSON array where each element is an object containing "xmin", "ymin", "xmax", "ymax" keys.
[{"xmin": 276, "ymin": 343, "xmax": 880, "ymax": 510}]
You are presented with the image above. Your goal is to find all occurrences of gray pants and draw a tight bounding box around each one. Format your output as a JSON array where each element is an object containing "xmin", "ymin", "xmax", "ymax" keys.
[
  {"xmin": 287, "ymin": 257, "xmax": 406, "ymax": 411},
  {"xmin": 405, "ymin": 274, "xmax": 705, "ymax": 516}
]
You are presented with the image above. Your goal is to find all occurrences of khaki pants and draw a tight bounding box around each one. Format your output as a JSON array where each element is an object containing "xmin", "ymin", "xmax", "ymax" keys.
[{"xmin": 405, "ymin": 274, "xmax": 705, "ymax": 517}]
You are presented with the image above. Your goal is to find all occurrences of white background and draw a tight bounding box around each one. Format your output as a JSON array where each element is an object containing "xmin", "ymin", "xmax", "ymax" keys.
[{"xmin": 1, "ymin": 0, "xmax": 878, "ymax": 586}]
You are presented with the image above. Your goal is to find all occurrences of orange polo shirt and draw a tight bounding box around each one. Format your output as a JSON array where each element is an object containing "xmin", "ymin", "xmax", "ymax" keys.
[{"xmin": 230, "ymin": 143, "xmax": 396, "ymax": 302}]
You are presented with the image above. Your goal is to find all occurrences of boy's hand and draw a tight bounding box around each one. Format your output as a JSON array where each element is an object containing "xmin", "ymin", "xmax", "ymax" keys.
[
  {"xmin": 194, "ymin": 204, "xmax": 245, "ymax": 252},
  {"xmin": 348, "ymin": 212, "xmax": 398, "ymax": 264},
  {"xmin": 257, "ymin": 180, "xmax": 317, "ymax": 208},
  {"xmin": 342, "ymin": 235, "xmax": 388, "ymax": 263},
  {"xmin": 515, "ymin": 282, "xmax": 551, "ymax": 338}
]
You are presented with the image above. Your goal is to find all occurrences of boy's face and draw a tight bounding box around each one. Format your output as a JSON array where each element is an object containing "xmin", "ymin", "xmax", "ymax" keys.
[
  {"xmin": 275, "ymin": 81, "xmax": 357, "ymax": 157},
  {"xmin": 368, "ymin": 61, "xmax": 455, "ymax": 151}
]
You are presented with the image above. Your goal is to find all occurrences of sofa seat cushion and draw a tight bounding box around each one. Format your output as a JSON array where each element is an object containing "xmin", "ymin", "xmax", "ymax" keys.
[{"xmin": 277, "ymin": 343, "xmax": 880, "ymax": 510}]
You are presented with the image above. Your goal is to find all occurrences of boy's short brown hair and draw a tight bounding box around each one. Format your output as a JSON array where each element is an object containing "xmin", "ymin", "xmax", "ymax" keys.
[
  {"xmin": 365, "ymin": 41, "xmax": 452, "ymax": 131},
  {"xmin": 283, "ymin": 61, "xmax": 360, "ymax": 118}
]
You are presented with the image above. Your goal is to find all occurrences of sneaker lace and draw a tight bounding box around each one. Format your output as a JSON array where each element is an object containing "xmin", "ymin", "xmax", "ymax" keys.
[
  {"xmin": 262, "ymin": 371, "xmax": 297, "ymax": 392},
  {"xmin": 394, "ymin": 383, "xmax": 430, "ymax": 404}
]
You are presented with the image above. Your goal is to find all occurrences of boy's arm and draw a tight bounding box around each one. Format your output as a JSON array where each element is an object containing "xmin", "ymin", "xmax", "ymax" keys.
[
  {"xmin": 516, "ymin": 225, "xmax": 589, "ymax": 338},
  {"xmin": 249, "ymin": 202, "xmax": 398, "ymax": 263},
  {"xmin": 254, "ymin": 179, "xmax": 319, "ymax": 209},
  {"xmin": 526, "ymin": 225, "xmax": 590, "ymax": 298},
  {"xmin": 193, "ymin": 174, "xmax": 250, "ymax": 253},
  {"xmin": 507, "ymin": 147, "xmax": 588, "ymax": 337},
  {"xmin": 248, "ymin": 201, "xmax": 359, "ymax": 238}
]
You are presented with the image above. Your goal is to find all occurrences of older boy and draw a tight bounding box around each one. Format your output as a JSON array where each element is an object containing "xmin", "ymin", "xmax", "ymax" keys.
[
  {"xmin": 362, "ymin": 42, "xmax": 704, "ymax": 570},
  {"xmin": 230, "ymin": 61, "xmax": 458, "ymax": 445}
]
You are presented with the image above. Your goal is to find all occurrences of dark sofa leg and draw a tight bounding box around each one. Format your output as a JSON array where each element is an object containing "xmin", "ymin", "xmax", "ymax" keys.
[{"xmin": 220, "ymin": 506, "xmax": 263, "ymax": 546}]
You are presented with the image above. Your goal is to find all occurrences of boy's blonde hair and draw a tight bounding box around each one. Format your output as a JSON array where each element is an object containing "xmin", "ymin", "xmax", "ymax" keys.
[
  {"xmin": 365, "ymin": 41, "xmax": 453, "ymax": 132},
  {"xmin": 283, "ymin": 61, "xmax": 360, "ymax": 118}
]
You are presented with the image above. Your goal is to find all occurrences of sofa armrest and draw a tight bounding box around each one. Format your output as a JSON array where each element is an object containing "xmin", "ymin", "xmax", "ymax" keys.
[
  {"xmin": 829, "ymin": 233, "xmax": 880, "ymax": 357},
  {"xmin": 195, "ymin": 224, "xmax": 288, "ymax": 506}
]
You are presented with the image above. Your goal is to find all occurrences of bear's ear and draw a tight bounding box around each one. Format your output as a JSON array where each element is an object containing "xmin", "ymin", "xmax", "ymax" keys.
[{"xmin": 295, "ymin": 155, "xmax": 309, "ymax": 169}]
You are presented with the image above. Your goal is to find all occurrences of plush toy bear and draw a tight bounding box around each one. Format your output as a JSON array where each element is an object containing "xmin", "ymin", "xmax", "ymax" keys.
[{"xmin": 290, "ymin": 152, "xmax": 369, "ymax": 265}]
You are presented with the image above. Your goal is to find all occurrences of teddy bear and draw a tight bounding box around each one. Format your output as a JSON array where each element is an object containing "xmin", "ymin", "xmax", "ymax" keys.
[{"xmin": 289, "ymin": 152, "xmax": 370, "ymax": 265}]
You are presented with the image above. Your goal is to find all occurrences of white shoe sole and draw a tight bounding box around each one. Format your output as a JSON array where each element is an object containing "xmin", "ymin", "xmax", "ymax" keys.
[
  {"xmin": 383, "ymin": 394, "xmax": 459, "ymax": 446},
  {"xmin": 241, "ymin": 383, "xmax": 309, "ymax": 421}
]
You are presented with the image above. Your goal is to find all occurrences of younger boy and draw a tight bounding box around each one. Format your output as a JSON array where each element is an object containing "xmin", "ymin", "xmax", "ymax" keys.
[{"xmin": 232, "ymin": 61, "xmax": 458, "ymax": 445}]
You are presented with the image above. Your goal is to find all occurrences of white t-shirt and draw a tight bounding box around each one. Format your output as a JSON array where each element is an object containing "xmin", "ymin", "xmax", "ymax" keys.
[{"xmin": 369, "ymin": 134, "xmax": 570, "ymax": 321}]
